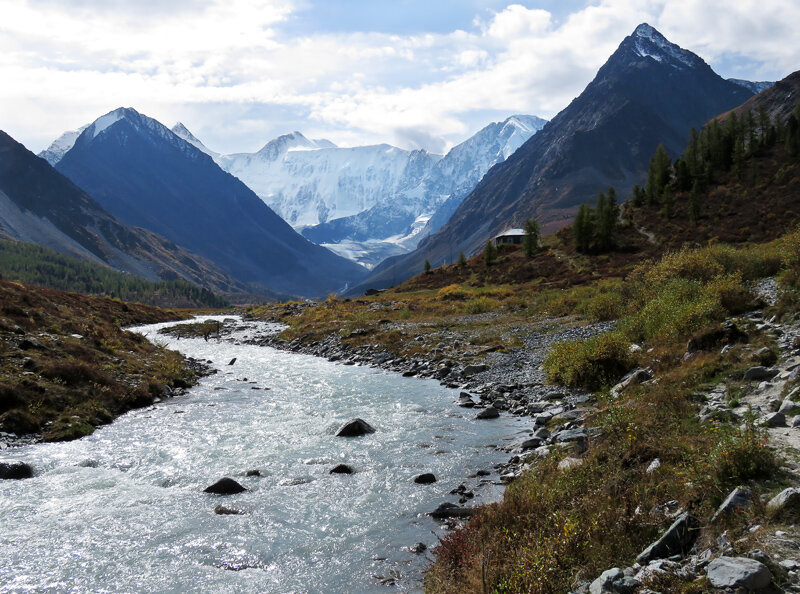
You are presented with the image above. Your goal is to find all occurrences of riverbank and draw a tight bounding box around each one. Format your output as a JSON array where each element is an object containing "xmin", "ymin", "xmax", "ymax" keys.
[
  {"xmin": 0, "ymin": 279, "xmax": 209, "ymax": 445},
  {"xmin": 240, "ymin": 230, "xmax": 800, "ymax": 592}
]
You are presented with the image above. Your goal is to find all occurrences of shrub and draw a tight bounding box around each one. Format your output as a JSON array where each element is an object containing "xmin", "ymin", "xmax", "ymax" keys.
[
  {"xmin": 645, "ymin": 247, "xmax": 724, "ymax": 285},
  {"xmin": 464, "ymin": 296, "xmax": 500, "ymax": 315},
  {"xmin": 544, "ymin": 331, "xmax": 633, "ymax": 390},
  {"xmin": 437, "ymin": 284, "xmax": 469, "ymax": 301},
  {"xmin": 580, "ymin": 290, "xmax": 625, "ymax": 322}
]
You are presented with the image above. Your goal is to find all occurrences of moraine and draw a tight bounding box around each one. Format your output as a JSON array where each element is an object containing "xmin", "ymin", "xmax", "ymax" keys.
[{"xmin": 0, "ymin": 316, "xmax": 529, "ymax": 593}]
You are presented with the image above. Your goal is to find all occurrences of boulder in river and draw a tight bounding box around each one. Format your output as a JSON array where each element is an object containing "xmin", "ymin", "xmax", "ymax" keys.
[
  {"xmin": 414, "ymin": 473, "xmax": 437, "ymax": 484},
  {"xmin": 204, "ymin": 477, "xmax": 247, "ymax": 495},
  {"xmin": 0, "ymin": 461, "xmax": 33, "ymax": 480},
  {"xmin": 429, "ymin": 502, "xmax": 476, "ymax": 519},
  {"xmin": 475, "ymin": 407, "xmax": 499, "ymax": 420},
  {"xmin": 335, "ymin": 418, "xmax": 376, "ymax": 437},
  {"xmin": 214, "ymin": 504, "xmax": 244, "ymax": 515},
  {"xmin": 330, "ymin": 464, "xmax": 354, "ymax": 474}
]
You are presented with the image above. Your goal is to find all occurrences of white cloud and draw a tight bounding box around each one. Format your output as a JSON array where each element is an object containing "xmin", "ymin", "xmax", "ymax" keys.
[{"xmin": 0, "ymin": 0, "xmax": 797, "ymax": 154}]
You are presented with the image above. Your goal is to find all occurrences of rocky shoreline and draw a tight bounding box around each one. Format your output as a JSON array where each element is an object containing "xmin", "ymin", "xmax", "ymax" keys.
[{"xmin": 222, "ymin": 313, "xmax": 616, "ymax": 510}]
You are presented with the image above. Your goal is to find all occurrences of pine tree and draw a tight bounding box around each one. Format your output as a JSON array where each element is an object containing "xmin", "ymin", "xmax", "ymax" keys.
[
  {"xmin": 457, "ymin": 251, "xmax": 467, "ymax": 267},
  {"xmin": 661, "ymin": 186, "xmax": 673, "ymax": 218},
  {"xmin": 483, "ymin": 240, "xmax": 497, "ymax": 266},
  {"xmin": 523, "ymin": 219, "xmax": 540, "ymax": 258},
  {"xmin": 689, "ymin": 180, "xmax": 701, "ymax": 223},
  {"xmin": 424, "ymin": 259, "xmax": 432, "ymax": 274},
  {"xmin": 573, "ymin": 204, "xmax": 593, "ymax": 253},
  {"xmin": 596, "ymin": 187, "xmax": 617, "ymax": 251},
  {"xmin": 631, "ymin": 184, "xmax": 645, "ymax": 207}
]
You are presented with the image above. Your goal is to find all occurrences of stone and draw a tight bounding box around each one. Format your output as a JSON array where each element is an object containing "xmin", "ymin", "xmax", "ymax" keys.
[
  {"xmin": 245, "ymin": 469, "xmax": 261, "ymax": 477},
  {"xmin": 0, "ymin": 461, "xmax": 33, "ymax": 480},
  {"xmin": 767, "ymin": 487, "xmax": 800, "ymax": 517},
  {"xmin": 414, "ymin": 473, "xmax": 436, "ymax": 484},
  {"xmin": 792, "ymin": 415, "xmax": 800, "ymax": 428},
  {"xmin": 519, "ymin": 438, "xmax": 543, "ymax": 451},
  {"xmin": 611, "ymin": 368, "xmax": 653, "ymax": 396},
  {"xmin": 214, "ymin": 504, "xmax": 244, "ymax": 515},
  {"xmin": 755, "ymin": 346, "xmax": 778, "ymax": 367},
  {"xmin": 589, "ymin": 567, "xmax": 639, "ymax": 594},
  {"xmin": 706, "ymin": 556, "xmax": 772, "ymax": 590},
  {"xmin": 646, "ymin": 458, "xmax": 661, "ymax": 474},
  {"xmin": 763, "ymin": 412, "xmax": 786, "ymax": 427},
  {"xmin": 711, "ymin": 487, "xmax": 754, "ymax": 524},
  {"xmin": 780, "ymin": 399, "xmax": 800, "ymax": 415},
  {"xmin": 228, "ymin": 358, "xmax": 237, "ymax": 366},
  {"xmin": 335, "ymin": 418, "xmax": 376, "ymax": 437},
  {"xmin": 558, "ymin": 457, "xmax": 583, "ymax": 471},
  {"xmin": 475, "ymin": 407, "xmax": 499, "ymax": 420},
  {"xmin": 204, "ymin": 477, "xmax": 247, "ymax": 495},
  {"xmin": 462, "ymin": 364, "xmax": 488, "ymax": 376},
  {"xmin": 636, "ymin": 512, "xmax": 700, "ymax": 564},
  {"xmin": 744, "ymin": 366, "xmax": 779, "ymax": 381},
  {"xmin": 457, "ymin": 395, "xmax": 475, "ymax": 408},
  {"xmin": 410, "ymin": 542, "xmax": 427, "ymax": 554},
  {"xmin": 330, "ymin": 464, "xmax": 354, "ymax": 475},
  {"xmin": 429, "ymin": 502, "xmax": 476, "ymax": 519}
]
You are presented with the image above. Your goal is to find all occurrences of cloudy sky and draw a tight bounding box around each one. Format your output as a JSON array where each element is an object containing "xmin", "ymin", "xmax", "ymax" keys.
[{"xmin": 1, "ymin": 0, "xmax": 798, "ymax": 155}]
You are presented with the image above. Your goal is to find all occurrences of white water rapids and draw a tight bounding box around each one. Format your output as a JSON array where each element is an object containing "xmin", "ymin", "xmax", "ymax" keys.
[{"xmin": 0, "ymin": 316, "xmax": 529, "ymax": 593}]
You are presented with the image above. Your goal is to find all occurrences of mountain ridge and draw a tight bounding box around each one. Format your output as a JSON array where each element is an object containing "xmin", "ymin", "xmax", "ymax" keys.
[
  {"xmin": 347, "ymin": 22, "xmax": 755, "ymax": 295},
  {"xmin": 54, "ymin": 107, "xmax": 366, "ymax": 297}
]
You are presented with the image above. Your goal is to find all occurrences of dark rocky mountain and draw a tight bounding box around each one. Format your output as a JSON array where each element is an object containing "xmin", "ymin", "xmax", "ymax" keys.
[
  {"xmin": 55, "ymin": 108, "xmax": 366, "ymax": 297},
  {"xmin": 349, "ymin": 23, "xmax": 755, "ymax": 294},
  {"xmin": 719, "ymin": 70, "xmax": 800, "ymax": 127},
  {"xmin": 0, "ymin": 130, "xmax": 242, "ymax": 294}
]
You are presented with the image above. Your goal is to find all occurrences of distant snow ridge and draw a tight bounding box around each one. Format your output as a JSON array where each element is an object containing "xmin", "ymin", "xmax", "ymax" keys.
[
  {"xmin": 39, "ymin": 125, "xmax": 89, "ymax": 165},
  {"xmin": 727, "ymin": 79, "xmax": 775, "ymax": 95},
  {"xmin": 182, "ymin": 114, "xmax": 545, "ymax": 267}
]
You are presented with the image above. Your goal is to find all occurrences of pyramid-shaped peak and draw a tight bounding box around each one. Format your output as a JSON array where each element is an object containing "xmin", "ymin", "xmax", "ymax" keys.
[{"xmin": 626, "ymin": 23, "xmax": 700, "ymax": 69}]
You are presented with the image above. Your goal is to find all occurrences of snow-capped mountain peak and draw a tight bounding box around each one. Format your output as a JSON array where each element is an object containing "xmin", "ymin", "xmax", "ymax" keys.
[
  {"xmin": 171, "ymin": 122, "xmax": 219, "ymax": 157},
  {"xmin": 630, "ymin": 23, "xmax": 699, "ymax": 69},
  {"xmin": 39, "ymin": 124, "xmax": 90, "ymax": 165},
  {"xmin": 255, "ymin": 131, "xmax": 336, "ymax": 161}
]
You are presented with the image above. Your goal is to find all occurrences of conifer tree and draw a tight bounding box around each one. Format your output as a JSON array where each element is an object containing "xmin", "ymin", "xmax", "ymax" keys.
[
  {"xmin": 689, "ymin": 180, "xmax": 701, "ymax": 223},
  {"xmin": 424, "ymin": 259, "xmax": 432, "ymax": 274},
  {"xmin": 661, "ymin": 186, "xmax": 673, "ymax": 218},
  {"xmin": 631, "ymin": 184, "xmax": 645, "ymax": 207},
  {"xmin": 573, "ymin": 204, "xmax": 592, "ymax": 253},
  {"xmin": 483, "ymin": 240, "xmax": 497, "ymax": 266},
  {"xmin": 457, "ymin": 251, "xmax": 467, "ymax": 267},
  {"xmin": 522, "ymin": 219, "xmax": 540, "ymax": 258},
  {"xmin": 596, "ymin": 187, "xmax": 617, "ymax": 251}
]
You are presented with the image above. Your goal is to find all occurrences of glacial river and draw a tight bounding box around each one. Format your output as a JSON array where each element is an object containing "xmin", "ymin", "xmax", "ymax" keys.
[{"xmin": 0, "ymin": 316, "xmax": 529, "ymax": 593}]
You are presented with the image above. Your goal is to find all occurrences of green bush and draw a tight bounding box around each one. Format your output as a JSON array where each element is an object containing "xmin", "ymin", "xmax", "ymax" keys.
[
  {"xmin": 544, "ymin": 331, "xmax": 633, "ymax": 390},
  {"xmin": 464, "ymin": 296, "xmax": 500, "ymax": 314},
  {"xmin": 580, "ymin": 290, "xmax": 625, "ymax": 322}
]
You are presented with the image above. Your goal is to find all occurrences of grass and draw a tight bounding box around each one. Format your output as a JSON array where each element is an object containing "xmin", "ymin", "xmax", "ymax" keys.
[
  {"xmin": 0, "ymin": 279, "xmax": 199, "ymax": 441},
  {"xmin": 426, "ymin": 232, "xmax": 800, "ymax": 593}
]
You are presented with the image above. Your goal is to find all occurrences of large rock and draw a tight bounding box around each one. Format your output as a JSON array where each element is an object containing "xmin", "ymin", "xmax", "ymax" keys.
[
  {"xmin": 611, "ymin": 368, "xmax": 652, "ymax": 396},
  {"xmin": 636, "ymin": 512, "xmax": 700, "ymax": 564},
  {"xmin": 706, "ymin": 556, "xmax": 772, "ymax": 589},
  {"xmin": 711, "ymin": 487, "xmax": 754, "ymax": 524},
  {"xmin": 429, "ymin": 502, "xmax": 476, "ymax": 519},
  {"xmin": 204, "ymin": 477, "xmax": 247, "ymax": 495},
  {"xmin": 329, "ymin": 464, "xmax": 354, "ymax": 475},
  {"xmin": 462, "ymin": 364, "xmax": 488, "ymax": 376},
  {"xmin": 767, "ymin": 487, "xmax": 800, "ymax": 517},
  {"xmin": 0, "ymin": 461, "xmax": 34, "ymax": 480},
  {"xmin": 589, "ymin": 568, "xmax": 639, "ymax": 594},
  {"xmin": 414, "ymin": 473, "xmax": 437, "ymax": 484},
  {"xmin": 475, "ymin": 407, "xmax": 499, "ymax": 420},
  {"xmin": 335, "ymin": 418, "xmax": 376, "ymax": 437},
  {"xmin": 744, "ymin": 366, "xmax": 779, "ymax": 381}
]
